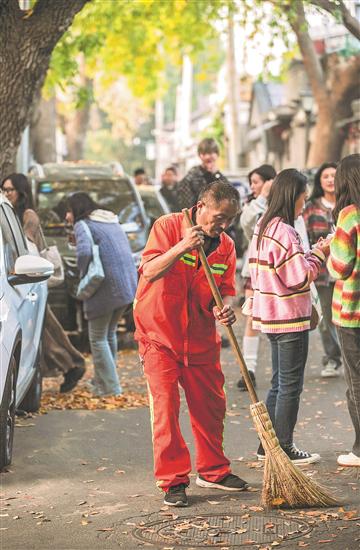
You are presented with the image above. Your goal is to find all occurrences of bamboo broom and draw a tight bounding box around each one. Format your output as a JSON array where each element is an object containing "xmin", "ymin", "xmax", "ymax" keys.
[{"xmin": 183, "ymin": 209, "xmax": 338, "ymax": 508}]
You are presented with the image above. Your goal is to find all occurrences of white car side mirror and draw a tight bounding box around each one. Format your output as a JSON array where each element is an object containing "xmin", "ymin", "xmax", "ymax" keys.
[{"xmin": 14, "ymin": 255, "xmax": 54, "ymax": 276}]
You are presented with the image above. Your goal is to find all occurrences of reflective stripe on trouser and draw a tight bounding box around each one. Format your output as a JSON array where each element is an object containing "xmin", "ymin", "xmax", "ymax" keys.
[{"xmin": 143, "ymin": 345, "xmax": 231, "ymax": 491}]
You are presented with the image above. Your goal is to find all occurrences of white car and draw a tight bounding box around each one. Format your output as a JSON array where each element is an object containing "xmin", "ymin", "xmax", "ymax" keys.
[{"xmin": 0, "ymin": 195, "xmax": 53, "ymax": 469}]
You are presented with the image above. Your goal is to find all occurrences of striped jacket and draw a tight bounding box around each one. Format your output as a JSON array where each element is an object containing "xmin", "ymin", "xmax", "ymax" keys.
[
  {"xmin": 248, "ymin": 217, "xmax": 324, "ymax": 333},
  {"xmin": 303, "ymin": 198, "xmax": 334, "ymax": 286},
  {"xmin": 327, "ymin": 204, "xmax": 360, "ymax": 328}
]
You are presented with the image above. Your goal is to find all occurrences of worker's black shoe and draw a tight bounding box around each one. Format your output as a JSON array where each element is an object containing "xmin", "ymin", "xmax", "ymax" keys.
[
  {"xmin": 60, "ymin": 366, "xmax": 85, "ymax": 393},
  {"xmin": 196, "ymin": 473, "xmax": 249, "ymax": 491},
  {"xmin": 163, "ymin": 484, "xmax": 188, "ymax": 507},
  {"xmin": 237, "ymin": 370, "xmax": 256, "ymax": 391}
]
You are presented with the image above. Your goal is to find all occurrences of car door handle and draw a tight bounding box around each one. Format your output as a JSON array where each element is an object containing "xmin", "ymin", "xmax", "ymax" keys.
[{"xmin": 26, "ymin": 291, "xmax": 38, "ymax": 303}]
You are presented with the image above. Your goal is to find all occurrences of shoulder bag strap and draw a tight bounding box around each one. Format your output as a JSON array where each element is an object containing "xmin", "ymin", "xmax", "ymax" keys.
[{"xmin": 79, "ymin": 220, "xmax": 95, "ymax": 245}]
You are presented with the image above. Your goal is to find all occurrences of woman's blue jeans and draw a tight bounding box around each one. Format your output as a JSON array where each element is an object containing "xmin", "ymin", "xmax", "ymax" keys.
[
  {"xmin": 88, "ymin": 306, "xmax": 127, "ymax": 396},
  {"xmin": 266, "ymin": 331, "xmax": 309, "ymax": 448}
]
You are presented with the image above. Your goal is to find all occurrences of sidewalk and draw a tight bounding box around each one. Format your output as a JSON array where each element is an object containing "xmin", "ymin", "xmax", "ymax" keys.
[{"xmin": 1, "ymin": 317, "xmax": 359, "ymax": 549}]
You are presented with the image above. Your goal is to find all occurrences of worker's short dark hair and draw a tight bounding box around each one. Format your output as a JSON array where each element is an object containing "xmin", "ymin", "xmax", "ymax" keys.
[
  {"xmin": 197, "ymin": 138, "xmax": 220, "ymax": 156},
  {"xmin": 134, "ymin": 167, "xmax": 145, "ymax": 176},
  {"xmin": 199, "ymin": 180, "xmax": 240, "ymax": 208}
]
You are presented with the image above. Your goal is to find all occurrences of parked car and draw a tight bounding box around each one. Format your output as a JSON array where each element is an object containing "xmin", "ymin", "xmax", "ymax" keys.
[
  {"xmin": 0, "ymin": 195, "xmax": 53, "ymax": 469},
  {"xmin": 136, "ymin": 184, "xmax": 171, "ymax": 227},
  {"xmin": 29, "ymin": 162, "xmax": 150, "ymax": 347}
]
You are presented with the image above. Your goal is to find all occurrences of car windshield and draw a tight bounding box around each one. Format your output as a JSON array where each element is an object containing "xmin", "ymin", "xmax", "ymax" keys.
[
  {"xmin": 37, "ymin": 178, "xmax": 144, "ymax": 234},
  {"xmin": 139, "ymin": 192, "xmax": 165, "ymax": 221}
]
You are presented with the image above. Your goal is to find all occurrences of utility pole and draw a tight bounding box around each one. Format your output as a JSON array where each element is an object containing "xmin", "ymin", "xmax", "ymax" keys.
[
  {"xmin": 227, "ymin": 12, "xmax": 240, "ymax": 172},
  {"xmin": 175, "ymin": 55, "xmax": 193, "ymax": 169},
  {"xmin": 154, "ymin": 99, "xmax": 164, "ymax": 182}
]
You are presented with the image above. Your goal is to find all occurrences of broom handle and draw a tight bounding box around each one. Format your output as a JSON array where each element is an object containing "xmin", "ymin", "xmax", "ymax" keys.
[{"xmin": 183, "ymin": 209, "xmax": 259, "ymax": 404}]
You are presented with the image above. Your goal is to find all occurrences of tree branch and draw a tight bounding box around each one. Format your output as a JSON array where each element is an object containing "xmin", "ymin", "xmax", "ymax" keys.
[
  {"xmin": 310, "ymin": 0, "xmax": 360, "ymax": 41},
  {"xmin": 288, "ymin": 1, "xmax": 329, "ymax": 105},
  {"xmin": 25, "ymin": 0, "xmax": 89, "ymax": 49}
]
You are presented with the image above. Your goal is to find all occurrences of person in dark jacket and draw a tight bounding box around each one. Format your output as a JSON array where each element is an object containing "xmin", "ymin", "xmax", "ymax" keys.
[
  {"xmin": 160, "ymin": 166, "xmax": 179, "ymax": 212},
  {"xmin": 66, "ymin": 192, "xmax": 138, "ymax": 396},
  {"xmin": 177, "ymin": 138, "xmax": 228, "ymax": 210}
]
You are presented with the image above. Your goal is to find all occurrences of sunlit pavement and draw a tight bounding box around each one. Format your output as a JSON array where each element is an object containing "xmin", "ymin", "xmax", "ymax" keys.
[{"xmin": 1, "ymin": 311, "xmax": 359, "ymax": 549}]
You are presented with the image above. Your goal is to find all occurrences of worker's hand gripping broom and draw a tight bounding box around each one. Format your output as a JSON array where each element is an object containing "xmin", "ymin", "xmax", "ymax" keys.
[{"xmin": 183, "ymin": 209, "xmax": 338, "ymax": 508}]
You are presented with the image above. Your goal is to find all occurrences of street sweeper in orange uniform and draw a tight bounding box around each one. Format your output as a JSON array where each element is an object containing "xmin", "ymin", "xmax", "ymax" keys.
[{"xmin": 134, "ymin": 181, "xmax": 249, "ymax": 507}]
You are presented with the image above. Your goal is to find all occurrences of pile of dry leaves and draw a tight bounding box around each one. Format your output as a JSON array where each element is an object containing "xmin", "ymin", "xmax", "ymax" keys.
[{"xmin": 40, "ymin": 389, "xmax": 148, "ymax": 413}]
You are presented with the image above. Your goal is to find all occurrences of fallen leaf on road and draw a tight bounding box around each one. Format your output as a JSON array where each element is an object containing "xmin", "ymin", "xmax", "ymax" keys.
[
  {"xmin": 15, "ymin": 423, "xmax": 35, "ymax": 427},
  {"xmin": 207, "ymin": 500, "xmax": 221, "ymax": 505},
  {"xmin": 271, "ymin": 498, "xmax": 285, "ymax": 506}
]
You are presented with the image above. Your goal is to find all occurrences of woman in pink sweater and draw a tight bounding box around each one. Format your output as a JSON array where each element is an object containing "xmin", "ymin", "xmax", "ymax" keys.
[{"xmin": 248, "ymin": 169, "xmax": 330, "ymax": 464}]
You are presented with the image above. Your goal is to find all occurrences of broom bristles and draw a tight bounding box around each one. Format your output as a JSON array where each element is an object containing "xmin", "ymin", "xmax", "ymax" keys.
[{"xmin": 250, "ymin": 401, "xmax": 339, "ymax": 508}]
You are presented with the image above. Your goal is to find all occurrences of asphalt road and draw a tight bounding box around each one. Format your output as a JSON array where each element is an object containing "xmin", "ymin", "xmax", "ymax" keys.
[{"xmin": 1, "ymin": 320, "xmax": 359, "ymax": 550}]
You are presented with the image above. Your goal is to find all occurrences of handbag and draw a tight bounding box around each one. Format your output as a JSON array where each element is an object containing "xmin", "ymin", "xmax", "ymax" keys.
[
  {"xmin": 76, "ymin": 221, "xmax": 105, "ymax": 301},
  {"xmin": 38, "ymin": 226, "xmax": 64, "ymax": 288},
  {"xmin": 309, "ymin": 282, "xmax": 322, "ymax": 331}
]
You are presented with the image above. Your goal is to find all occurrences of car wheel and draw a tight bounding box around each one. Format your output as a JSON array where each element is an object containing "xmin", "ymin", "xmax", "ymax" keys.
[
  {"xmin": 19, "ymin": 349, "xmax": 42, "ymax": 413},
  {"xmin": 0, "ymin": 356, "xmax": 17, "ymax": 469}
]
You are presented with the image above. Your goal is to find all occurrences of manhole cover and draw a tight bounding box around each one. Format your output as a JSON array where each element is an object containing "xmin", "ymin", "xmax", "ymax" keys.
[{"xmin": 131, "ymin": 513, "xmax": 312, "ymax": 547}]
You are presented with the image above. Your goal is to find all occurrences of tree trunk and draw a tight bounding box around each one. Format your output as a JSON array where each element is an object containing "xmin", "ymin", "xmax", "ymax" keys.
[
  {"xmin": 290, "ymin": 1, "xmax": 360, "ymax": 166},
  {"xmin": 0, "ymin": 0, "xmax": 88, "ymax": 177},
  {"xmin": 30, "ymin": 94, "xmax": 57, "ymax": 163}
]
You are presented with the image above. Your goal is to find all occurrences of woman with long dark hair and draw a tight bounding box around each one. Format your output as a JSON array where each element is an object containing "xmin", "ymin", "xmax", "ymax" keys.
[
  {"xmin": 303, "ymin": 163, "xmax": 341, "ymax": 377},
  {"xmin": 1, "ymin": 174, "xmax": 86, "ymax": 393},
  {"xmin": 66, "ymin": 192, "xmax": 137, "ymax": 396},
  {"xmin": 328, "ymin": 154, "xmax": 360, "ymax": 467},
  {"xmin": 248, "ymin": 169, "xmax": 330, "ymax": 464}
]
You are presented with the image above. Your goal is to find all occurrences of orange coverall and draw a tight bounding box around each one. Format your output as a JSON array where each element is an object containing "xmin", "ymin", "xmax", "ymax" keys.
[{"xmin": 134, "ymin": 210, "xmax": 236, "ymax": 490}]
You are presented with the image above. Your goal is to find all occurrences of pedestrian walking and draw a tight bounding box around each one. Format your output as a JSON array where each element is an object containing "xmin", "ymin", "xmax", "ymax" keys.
[
  {"xmin": 177, "ymin": 138, "xmax": 231, "ymax": 349},
  {"xmin": 159, "ymin": 166, "xmax": 179, "ymax": 212},
  {"xmin": 248, "ymin": 169, "xmax": 330, "ymax": 464},
  {"xmin": 134, "ymin": 181, "xmax": 249, "ymax": 507},
  {"xmin": 66, "ymin": 193, "xmax": 137, "ymax": 397},
  {"xmin": 327, "ymin": 154, "xmax": 360, "ymax": 468},
  {"xmin": 238, "ymin": 165, "xmax": 276, "ymax": 390},
  {"xmin": 1, "ymin": 174, "xmax": 86, "ymax": 393},
  {"xmin": 176, "ymin": 137, "xmax": 228, "ymax": 210},
  {"xmin": 303, "ymin": 163, "xmax": 342, "ymax": 378}
]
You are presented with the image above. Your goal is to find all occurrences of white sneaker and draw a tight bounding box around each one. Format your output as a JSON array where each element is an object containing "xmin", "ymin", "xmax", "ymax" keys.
[
  {"xmin": 337, "ymin": 452, "xmax": 360, "ymax": 467},
  {"xmin": 321, "ymin": 360, "xmax": 341, "ymax": 378}
]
